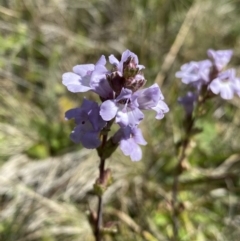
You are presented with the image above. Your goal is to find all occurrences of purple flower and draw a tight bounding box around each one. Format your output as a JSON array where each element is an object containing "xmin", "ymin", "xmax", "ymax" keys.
[
  {"xmin": 134, "ymin": 83, "xmax": 169, "ymax": 120},
  {"xmin": 207, "ymin": 49, "xmax": 233, "ymax": 71},
  {"xmin": 209, "ymin": 69, "xmax": 237, "ymax": 100},
  {"xmin": 100, "ymin": 84, "xmax": 169, "ymax": 126},
  {"xmin": 65, "ymin": 99, "xmax": 106, "ymax": 148},
  {"xmin": 100, "ymin": 88, "xmax": 144, "ymax": 127},
  {"xmin": 178, "ymin": 92, "xmax": 197, "ymax": 115},
  {"xmin": 62, "ymin": 49, "xmax": 169, "ymax": 155},
  {"xmin": 62, "ymin": 56, "xmax": 113, "ymax": 99},
  {"xmin": 112, "ymin": 125, "xmax": 147, "ymax": 161},
  {"xmin": 175, "ymin": 60, "xmax": 212, "ymax": 85}
]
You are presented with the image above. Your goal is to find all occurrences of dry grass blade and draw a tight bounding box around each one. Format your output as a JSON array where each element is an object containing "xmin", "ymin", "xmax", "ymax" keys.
[
  {"xmin": 0, "ymin": 148, "xmax": 143, "ymax": 240},
  {"xmin": 155, "ymin": 0, "xmax": 201, "ymax": 86}
]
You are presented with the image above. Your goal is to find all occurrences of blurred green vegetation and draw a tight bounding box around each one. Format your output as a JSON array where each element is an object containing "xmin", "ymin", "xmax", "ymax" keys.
[{"xmin": 1, "ymin": 0, "xmax": 240, "ymax": 240}]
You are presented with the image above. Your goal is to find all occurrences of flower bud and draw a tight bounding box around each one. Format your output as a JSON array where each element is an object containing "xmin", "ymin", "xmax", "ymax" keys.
[{"xmin": 122, "ymin": 56, "xmax": 146, "ymax": 92}]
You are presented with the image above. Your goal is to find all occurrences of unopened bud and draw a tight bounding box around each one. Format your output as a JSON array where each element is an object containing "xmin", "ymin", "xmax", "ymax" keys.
[
  {"xmin": 122, "ymin": 56, "xmax": 146, "ymax": 92},
  {"xmin": 124, "ymin": 76, "xmax": 146, "ymax": 92}
]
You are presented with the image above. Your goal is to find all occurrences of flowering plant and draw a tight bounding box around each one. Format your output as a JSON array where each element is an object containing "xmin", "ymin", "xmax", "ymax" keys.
[
  {"xmin": 172, "ymin": 49, "xmax": 240, "ymax": 239},
  {"xmin": 63, "ymin": 49, "xmax": 169, "ymax": 161},
  {"xmin": 62, "ymin": 49, "xmax": 169, "ymax": 240},
  {"xmin": 176, "ymin": 49, "xmax": 240, "ymax": 107},
  {"xmin": 62, "ymin": 48, "xmax": 240, "ymax": 241}
]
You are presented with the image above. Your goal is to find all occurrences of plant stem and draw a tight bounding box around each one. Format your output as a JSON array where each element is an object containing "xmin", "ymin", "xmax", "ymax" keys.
[
  {"xmin": 96, "ymin": 195, "xmax": 103, "ymax": 241},
  {"xmin": 95, "ymin": 132, "xmax": 108, "ymax": 241},
  {"xmin": 172, "ymin": 118, "xmax": 194, "ymax": 241},
  {"xmin": 172, "ymin": 87, "xmax": 211, "ymax": 240}
]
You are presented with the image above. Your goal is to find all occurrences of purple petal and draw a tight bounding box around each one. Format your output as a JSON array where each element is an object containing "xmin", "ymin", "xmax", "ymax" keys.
[
  {"xmin": 220, "ymin": 86, "xmax": 234, "ymax": 100},
  {"xmin": 207, "ymin": 49, "xmax": 233, "ymax": 71},
  {"xmin": 120, "ymin": 139, "xmax": 132, "ymax": 154},
  {"xmin": 115, "ymin": 88, "xmax": 132, "ymax": 102},
  {"xmin": 100, "ymin": 100, "xmax": 118, "ymax": 121},
  {"xmin": 209, "ymin": 79, "xmax": 221, "ymax": 95},
  {"xmin": 112, "ymin": 125, "xmax": 146, "ymax": 161},
  {"xmin": 120, "ymin": 139, "xmax": 142, "ymax": 162},
  {"xmin": 90, "ymin": 111, "xmax": 106, "ymax": 131},
  {"xmin": 109, "ymin": 54, "xmax": 119, "ymax": 66},
  {"xmin": 90, "ymin": 65, "xmax": 113, "ymax": 98},
  {"xmin": 151, "ymin": 100, "xmax": 169, "ymax": 119},
  {"xmin": 70, "ymin": 126, "xmax": 101, "ymax": 148},
  {"xmin": 129, "ymin": 144, "xmax": 143, "ymax": 161},
  {"xmin": 209, "ymin": 69, "xmax": 236, "ymax": 100},
  {"xmin": 209, "ymin": 79, "xmax": 234, "ymax": 99},
  {"xmin": 116, "ymin": 107, "xmax": 144, "ymax": 127},
  {"xmin": 65, "ymin": 108, "xmax": 84, "ymax": 124},
  {"xmin": 65, "ymin": 99, "xmax": 98, "ymax": 125},
  {"xmin": 115, "ymin": 110, "xmax": 129, "ymax": 127},
  {"xmin": 132, "ymin": 127, "xmax": 147, "ymax": 145},
  {"xmin": 96, "ymin": 55, "xmax": 106, "ymax": 66},
  {"xmin": 66, "ymin": 99, "xmax": 106, "ymax": 148},
  {"xmin": 72, "ymin": 64, "xmax": 94, "ymax": 76},
  {"xmin": 178, "ymin": 92, "xmax": 197, "ymax": 115},
  {"xmin": 83, "ymin": 100, "xmax": 106, "ymax": 130},
  {"xmin": 136, "ymin": 84, "xmax": 163, "ymax": 109},
  {"xmin": 175, "ymin": 60, "xmax": 212, "ymax": 85},
  {"xmin": 62, "ymin": 72, "xmax": 91, "ymax": 92},
  {"xmin": 121, "ymin": 50, "xmax": 139, "ymax": 65}
]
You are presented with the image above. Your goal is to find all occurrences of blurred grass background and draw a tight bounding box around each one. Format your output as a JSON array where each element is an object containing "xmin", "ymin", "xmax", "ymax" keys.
[{"xmin": 1, "ymin": 0, "xmax": 240, "ymax": 240}]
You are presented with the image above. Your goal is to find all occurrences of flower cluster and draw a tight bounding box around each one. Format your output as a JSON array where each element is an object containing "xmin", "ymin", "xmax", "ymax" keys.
[
  {"xmin": 176, "ymin": 49, "xmax": 240, "ymax": 113},
  {"xmin": 63, "ymin": 50, "xmax": 169, "ymax": 161}
]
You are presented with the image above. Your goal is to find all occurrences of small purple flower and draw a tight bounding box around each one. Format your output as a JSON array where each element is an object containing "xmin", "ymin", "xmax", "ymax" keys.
[
  {"xmin": 209, "ymin": 69, "xmax": 237, "ymax": 100},
  {"xmin": 100, "ymin": 84, "xmax": 169, "ymax": 127},
  {"xmin": 175, "ymin": 60, "xmax": 212, "ymax": 85},
  {"xmin": 207, "ymin": 49, "xmax": 233, "ymax": 71},
  {"xmin": 65, "ymin": 99, "xmax": 106, "ymax": 148},
  {"xmin": 62, "ymin": 56, "xmax": 113, "ymax": 99},
  {"xmin": 62, "ymin": 49, "xmax": 169, "ymax": 156},
  {"xmin": 134, "ymin": 83, "xmax": 169, "ymax": 120},
  {"xmin": 178, "ymin": 92, "xmax": 197, "ymax": 115},
  {"xmin": 100, "ymin": 88, "xmax": 144, "ymax": 127},
  {"xmin": 112, "ymin": 125, "xmax": 147, "ymax": 161}
]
